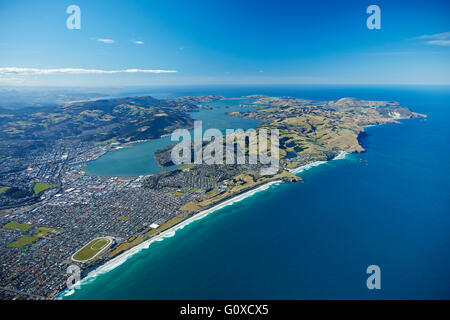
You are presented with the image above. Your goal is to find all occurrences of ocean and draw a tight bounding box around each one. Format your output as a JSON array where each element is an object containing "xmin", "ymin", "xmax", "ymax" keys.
[{"xmin": 63, "ymin": 85, "xmax": 450, "ymax": 299}]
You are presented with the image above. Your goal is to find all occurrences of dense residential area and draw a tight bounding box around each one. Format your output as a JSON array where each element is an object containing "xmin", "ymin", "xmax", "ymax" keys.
[{"xmin": 0, "ymin": 94, "xmax": 425, "ymax": 299}]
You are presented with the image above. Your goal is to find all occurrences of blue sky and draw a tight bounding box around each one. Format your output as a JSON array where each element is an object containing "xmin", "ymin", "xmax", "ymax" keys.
[{"xmin": 0, "ymin": 0, "xmax": 449, "ymax": 86}]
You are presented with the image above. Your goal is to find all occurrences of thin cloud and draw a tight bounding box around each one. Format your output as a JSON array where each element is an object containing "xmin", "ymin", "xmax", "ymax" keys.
[
  {"xmin": 96, "ymin": 38, "xmax": 115, "ymax": 44},
  {"xmin": 0, "ymin": 67, "xmax": 177, "ymax": 75},
  {"xmin": 134, "ymin": 40, "xmax": 144, "ymax": 45},
  {"xmin": 0, "ymin": 77, "xmax": 24, "ymax": 83},
  {"xmin": 426, "ymin": 40, "xmax": 450, "ymax": 47},
  {"xmin": 417, "ymin": 31, "xmax": 450, "ymax": 40},
  {"xmin": 367, "ymin": 51, "xmax": 415, "ymax": 55},
  {"xmin": 417, "ymin": 32, "xmax": 450, "ymax": 46}
]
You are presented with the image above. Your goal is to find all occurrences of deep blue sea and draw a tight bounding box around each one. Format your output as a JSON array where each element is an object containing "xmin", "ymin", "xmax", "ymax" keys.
[{"xmin": 63, "ymin": 85, "xmax": 450, "ymax": 299}]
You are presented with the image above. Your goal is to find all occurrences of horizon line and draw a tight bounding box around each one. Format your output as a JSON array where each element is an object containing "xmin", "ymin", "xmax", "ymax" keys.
[{"xmin": 1, "ymin": 83, "xmax": 450, "ymax": 88}]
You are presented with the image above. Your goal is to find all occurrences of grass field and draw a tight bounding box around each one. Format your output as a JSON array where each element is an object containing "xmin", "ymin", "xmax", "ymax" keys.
[
  {"xmin": 205, "ymin": 188, "xmax": 219, "ymax": 198},
  {"xmin": 3, "ymin": 222, "xmax": 34, "ymax": 232},
  {"xmin": 32, "ymin": 182, "xmax": 52, "ymax": 195},
  {"xmin": 34, "ymin": 226, "xmax": 57, "ymax": 237},
  {"xmin": 180, "ymin": 163, "xmax": 196, "ymax": 170},
  {"xmin": 72, "ymin": 237, "xmax": 111, "ymax": 262},
  {"xmin": 108, "ymin": 236, "xmax": 146, "ymax": 258},
  {"xmin": 7, "ymin": 226, "xmax": 57, "ymax": 249},
  {"xmin": 110, "ymin": 216, "xmax": 187, "ymax": 258},
  {"xmin": 0, "ymin": 186, "xmax": 11, "ymax": 194},
  {"xmin": 118, "ymin": 216, "xmax": 130, "ymax": 221},
  {"xmin": 145, "ymin": 216, "xmax": 182, "ymax": 237},
  {"xmin": 179, "ymin": 201, "xmax": 202, "ymax": 212},
  {"xmin": 8, "ymin": 236, "xmax": 36, "ymax": 249},
  {"xmin": 95, "ymin": 137, "xmax": 117, "ymax": 145}
]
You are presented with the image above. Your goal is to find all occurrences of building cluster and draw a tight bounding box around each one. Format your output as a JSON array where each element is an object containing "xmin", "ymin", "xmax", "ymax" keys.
[
  {"xmin": 0, "ymin": 155, "xmax": 201, "ymax": 299},
  {"xmin": 0, "ymin": 139, "xmax": 110, "ymax": 208}
]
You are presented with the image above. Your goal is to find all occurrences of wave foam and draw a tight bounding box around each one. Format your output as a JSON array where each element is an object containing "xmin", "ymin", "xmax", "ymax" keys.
[
  {"xmin": 58, "ymin": 179, "xmax": 282, "ymax": 299},
  {"xmin": 289, "ymin": 151, "xmax": 349, "ymax": 175},
  {"xmin": 333, "ymin": 151, "xmax": 348, "ymax": 160},
  {"xmin": 289, "ymin": 161, "xmax": 327, "ymax": 174}
]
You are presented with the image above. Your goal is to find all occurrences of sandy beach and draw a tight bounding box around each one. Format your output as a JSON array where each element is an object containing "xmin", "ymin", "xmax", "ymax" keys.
[
  {"xmin": 289, "ymin": 151, "xmax": 348, "ymax": 175},
  {"xmin": 59, "ymin": 179, "xmax": 283, "ymax": 298},
  {"xmin": 60, "ymin": 151, "xmax": 351, "ymax": 298}
]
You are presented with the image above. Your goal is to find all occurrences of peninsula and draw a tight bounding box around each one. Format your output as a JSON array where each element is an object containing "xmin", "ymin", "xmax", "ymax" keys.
[{"xmin": 0, "ymin": 94, "xmax": 425, "ymax": 299}]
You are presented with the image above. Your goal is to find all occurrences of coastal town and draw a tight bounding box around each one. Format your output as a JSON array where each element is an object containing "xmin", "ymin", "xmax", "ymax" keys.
[
  {"xmin": 0, "ymin": 156, "xmax": 203, "ymax": 298},
  {"xmin": 0, "ymin": 94, "xmax": 425, "ymax": 299},
  {"xmin": 1, "ymin": 0, "xmax": 447, "ymax": 305}
]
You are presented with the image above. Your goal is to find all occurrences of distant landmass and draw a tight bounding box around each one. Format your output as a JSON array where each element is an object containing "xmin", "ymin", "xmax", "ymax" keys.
[{"xmin": 0, "ymin": 93, "xmax": 426, "ymax": 299}]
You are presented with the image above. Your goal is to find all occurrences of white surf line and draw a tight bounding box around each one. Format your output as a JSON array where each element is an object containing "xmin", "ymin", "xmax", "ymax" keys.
[
  {"xmin": 59, "ymin": 179, "xmax": 282, "ymax": 298},
  {"xmin": 332, "ymin": 151, "xmax": 348, "ymax": 160},
  {"xmin": 289, "ymin": 151, "xmax": 348, "ymax": 174},
  {"xmin": 289, "ymin": 160, "xmax": 327, "ymax": 174}
]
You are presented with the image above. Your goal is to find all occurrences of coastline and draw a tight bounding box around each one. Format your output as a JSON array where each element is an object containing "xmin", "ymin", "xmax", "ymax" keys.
[
  {"xmin": 0, "ymin": 82, "xmax": 437, "ymax": 301},
  {"xmin": 60, "ymin": 151, "xmax": 351, "ymax": 299},
  {"xmin": 69, "ymin": 137, "xmax": 155, "ymax": 168},
  {"xmin": 289, "ymin": 150, "xmax": 348, "ymax": 174},
  {"xmin": 58, "ymin": 179, "xmax": 283, "ymax": 299}
]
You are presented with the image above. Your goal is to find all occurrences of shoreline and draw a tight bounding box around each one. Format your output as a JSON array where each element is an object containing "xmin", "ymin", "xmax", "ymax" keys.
[
  {"xmin": 58, "ymin": 179, "xmax": 283, "ymax": 299},
  {"xmin": 69, "ymin": 137, "xmax": 156, "ymax": 168},
  {"xmin": 59, "ymin": 151, "xmax": 351, "ymax": 299},
  {"xmin": 289, "ymin": 151, "xmax": 348, "ymax": 174}
]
